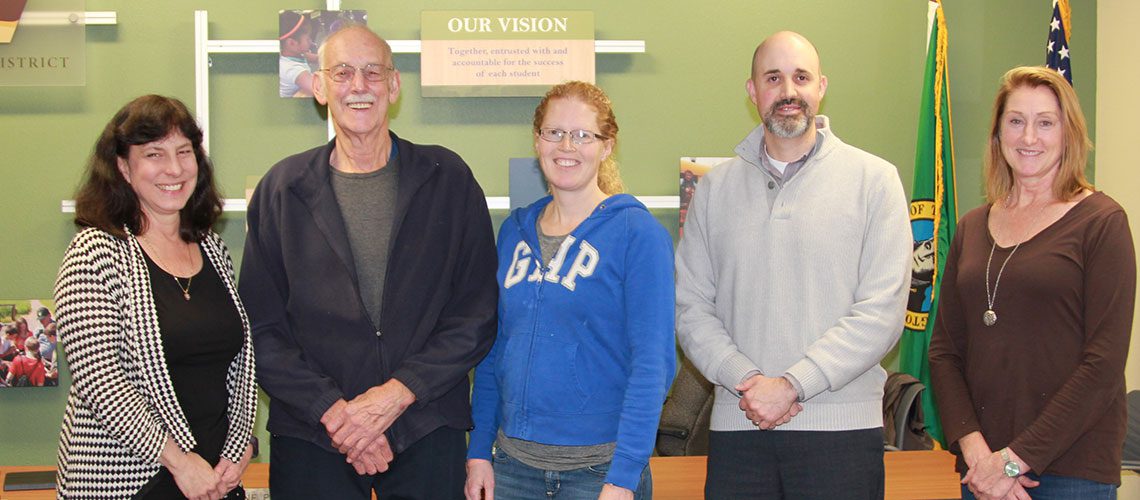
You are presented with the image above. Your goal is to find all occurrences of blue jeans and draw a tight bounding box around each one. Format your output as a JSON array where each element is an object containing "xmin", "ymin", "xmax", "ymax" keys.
[
  {"xmin": 960, "ymin": 473, "xmax": 1117, "ymax": 500},
  {"xmin": 492, "ymin": 447, "xmax": 652, "ymax": 499}
]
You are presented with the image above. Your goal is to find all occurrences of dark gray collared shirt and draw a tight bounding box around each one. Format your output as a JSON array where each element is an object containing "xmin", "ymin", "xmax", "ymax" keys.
[{"xmin": 757, "ymin": 127, "xmax": 826, "ymax": 186}]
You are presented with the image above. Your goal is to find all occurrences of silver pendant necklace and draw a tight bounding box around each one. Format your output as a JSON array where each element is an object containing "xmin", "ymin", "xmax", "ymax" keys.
[
  {"xmin": 983, "ymin": 201, "xmax": 1045, "ymax": 327},
  {"xmin": 982, "ymin": 241, "xmax": 1021, "ymax": 326}
]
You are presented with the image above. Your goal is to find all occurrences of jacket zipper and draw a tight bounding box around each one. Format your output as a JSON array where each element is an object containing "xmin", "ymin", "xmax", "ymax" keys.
[{"xmin": 520, "ymin": 240, "xmax": 547, "ymax": 432}]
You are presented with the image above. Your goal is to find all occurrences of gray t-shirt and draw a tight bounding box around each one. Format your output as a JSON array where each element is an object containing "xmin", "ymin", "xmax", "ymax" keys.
[{"xmin": 329, "ymin": 154, "xmax": 399, "ymax": 329}]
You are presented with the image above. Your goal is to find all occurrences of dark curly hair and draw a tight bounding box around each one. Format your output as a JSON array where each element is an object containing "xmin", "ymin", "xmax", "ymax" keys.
[{"xmin": 73, "ymin": 95, "xmax": 222, "ymax": 242}]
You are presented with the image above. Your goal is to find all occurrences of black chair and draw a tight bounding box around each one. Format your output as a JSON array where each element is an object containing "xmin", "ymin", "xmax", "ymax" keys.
[
  {"xmin": 655, "ymin": 356, "xmax": 713, "ymax": 456},
  {"xmin": 883, "ymin": 371, "xmax": 934, "ymax": 451}
]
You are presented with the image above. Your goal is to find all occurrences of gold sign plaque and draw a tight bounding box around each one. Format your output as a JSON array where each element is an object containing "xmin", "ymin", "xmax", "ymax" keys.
[{"xmin": 421, "ymin": 11, "xmax": 595, "ymax": 97}]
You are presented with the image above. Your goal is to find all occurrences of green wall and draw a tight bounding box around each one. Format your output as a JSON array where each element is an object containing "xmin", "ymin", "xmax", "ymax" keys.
[{"xmin": 0, "ymin": 0, "xmax": 1096, "ymax": 465}]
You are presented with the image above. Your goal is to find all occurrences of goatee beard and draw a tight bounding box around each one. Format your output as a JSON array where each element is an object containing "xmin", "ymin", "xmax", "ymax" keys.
[{"xmin": 764, "ymin": 98, "xmax": 812, "ymax": 138}]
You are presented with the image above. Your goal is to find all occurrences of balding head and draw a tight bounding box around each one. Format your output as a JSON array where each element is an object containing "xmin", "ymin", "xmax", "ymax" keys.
[
  {"xmin": 312, "ymin": 23, "xmax": 402, "ymax": 150},
  {"xmin": 318, "ymin": 24, "xmax": 393, "ymax": 70},
  {"xmin": 751, "ymin": 31, "xmax": 822, "ymax": 80}
]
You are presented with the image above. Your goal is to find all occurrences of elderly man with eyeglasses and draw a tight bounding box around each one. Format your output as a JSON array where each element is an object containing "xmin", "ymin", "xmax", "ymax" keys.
[{"xmin": 241, "ymin": 24, "xmax": 498, "ymax": 500}]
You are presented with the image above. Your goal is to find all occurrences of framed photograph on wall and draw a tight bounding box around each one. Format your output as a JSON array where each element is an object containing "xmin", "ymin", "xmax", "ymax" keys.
[
  {"xmin": 0, "ymin": 299, "xmax": 58, "ymax": 388},
  {"xmin": 279, "ymin": 9, "xmax": 367, "ymax": 98},
  {"xmin": 678, "ymin": 157, "xmax": 731, "ymax": 237}
]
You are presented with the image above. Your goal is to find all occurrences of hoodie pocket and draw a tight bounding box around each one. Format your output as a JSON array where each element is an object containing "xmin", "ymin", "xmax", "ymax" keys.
[{"xmin": 498, "ymin": 334, "xmax": 589, "ymax": 414}]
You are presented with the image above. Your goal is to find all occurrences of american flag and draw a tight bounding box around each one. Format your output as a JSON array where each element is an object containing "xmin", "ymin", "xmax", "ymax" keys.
[{"xmin": 1045, "ymin": 0, "xmax": 1072, "ymax": 84}]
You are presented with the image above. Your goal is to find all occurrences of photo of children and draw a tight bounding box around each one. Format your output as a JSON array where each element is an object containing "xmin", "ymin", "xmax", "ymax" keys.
[
  {"xmin": 279, "ymin": 9, "xmax": 367, "ymax": 98},
  {"xmin": 678, "ymin": 157, "xmax": 730, "ymax": 237},
  {"xmin": 0, "ymin": 299, "xmax": 58, "ymax": 388}
]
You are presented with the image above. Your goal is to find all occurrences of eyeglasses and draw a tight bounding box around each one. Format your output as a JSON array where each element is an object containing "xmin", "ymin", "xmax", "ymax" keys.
[
  {"xmin": 320, "ymin": 63, "xmax": 394, "ymax": 83},
  {"xmin": 538, "ymin": 128, "xmax": 608, "ymax": 145}
]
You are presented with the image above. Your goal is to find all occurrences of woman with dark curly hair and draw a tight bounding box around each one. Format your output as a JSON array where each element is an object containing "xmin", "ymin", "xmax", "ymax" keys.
[{"xmin": 53, "ymin": 95, "xmax": 257, "ymax": 499}]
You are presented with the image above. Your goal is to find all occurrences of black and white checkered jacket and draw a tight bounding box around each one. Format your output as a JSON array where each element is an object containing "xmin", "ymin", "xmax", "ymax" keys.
[{"xmin": 52, "ymin": 227, "xmax": 257, "ymax": 499}]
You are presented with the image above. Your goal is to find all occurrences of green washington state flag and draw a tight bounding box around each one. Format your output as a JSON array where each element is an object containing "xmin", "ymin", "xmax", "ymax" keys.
[{"xmin": 900, "ymin": 0, "xmax": 957, "ymax": 447}]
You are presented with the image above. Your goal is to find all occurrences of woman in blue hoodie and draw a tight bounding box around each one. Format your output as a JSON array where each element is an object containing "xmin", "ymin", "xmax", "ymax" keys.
[{"xmin": 465, "ymin": 82, "xmax": 676, "ymax": 500}]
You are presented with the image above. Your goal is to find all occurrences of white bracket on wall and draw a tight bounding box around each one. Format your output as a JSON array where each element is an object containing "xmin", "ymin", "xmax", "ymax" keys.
[
  {"xmin": 18, "ymin": 11, "xmax": 116, "ymax": 26},
  {"xmin": 62, "ymin": 196, "xmax": 680, "ymax": 213}
]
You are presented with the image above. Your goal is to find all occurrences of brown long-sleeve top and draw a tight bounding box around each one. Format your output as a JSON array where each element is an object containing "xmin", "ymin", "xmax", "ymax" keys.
[{"xmin": 929, "ymin": 191, "xmax": 1136, "ymax": 485}]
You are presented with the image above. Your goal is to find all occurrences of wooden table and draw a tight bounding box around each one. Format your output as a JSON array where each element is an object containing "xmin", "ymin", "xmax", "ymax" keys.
[
  {"xmin": 2, "ymin": 451, "xmax": 960, "ymax": 499},
  {"xmin": 883, "ymin": 450, "xmax": 961, "ymax": 500},
  {"xmin": 648, "ymin": 451, "xmax": 960, "ymax": 500}
]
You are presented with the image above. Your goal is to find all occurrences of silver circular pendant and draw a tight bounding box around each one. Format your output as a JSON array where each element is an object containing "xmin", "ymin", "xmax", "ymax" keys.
[{"xmin": 983, "ymin": 309, "xmax": 997, "ymax": 326}]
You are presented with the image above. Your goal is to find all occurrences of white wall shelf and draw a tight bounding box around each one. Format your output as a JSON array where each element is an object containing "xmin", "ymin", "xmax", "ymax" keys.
[
  {"xmin": 18, "ymin": 11, "xmax": 116, "ymax": 26},
  {"xmin": 63, "ymin": 196, "xmax": 678, "ymax": 213},
  {"xmin": 202, "ymin": 39, "xmax": 643, "ymax": 55}
]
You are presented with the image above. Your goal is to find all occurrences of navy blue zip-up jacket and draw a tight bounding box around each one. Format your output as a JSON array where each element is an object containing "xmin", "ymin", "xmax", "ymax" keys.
[{"xmin": 240, "ymin": 133, "xmax": 498, "ymax": 454}]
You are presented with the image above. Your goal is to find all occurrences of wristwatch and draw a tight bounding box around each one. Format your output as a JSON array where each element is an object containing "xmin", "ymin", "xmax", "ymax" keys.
[{"xmin": 1000, "ymin": 448, "xmax": 1021, "ymax": 477}]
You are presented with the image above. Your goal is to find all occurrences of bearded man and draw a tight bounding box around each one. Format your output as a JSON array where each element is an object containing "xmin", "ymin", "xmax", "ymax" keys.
[{"xmin": 674, "ymin": 31, "xmax": 912, "ymax": 499}]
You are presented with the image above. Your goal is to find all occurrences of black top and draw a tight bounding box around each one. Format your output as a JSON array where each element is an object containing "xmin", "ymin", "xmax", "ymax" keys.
[{"xmin": 138, "ymin": 245, "xmax": 243, "ymax": 498}]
